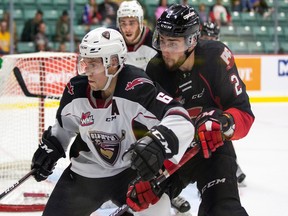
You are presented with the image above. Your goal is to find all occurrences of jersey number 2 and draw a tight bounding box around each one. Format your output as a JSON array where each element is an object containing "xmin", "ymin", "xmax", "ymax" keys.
[{"xmin": 231, "ymin": 74, "xmax": 242, "ymax": 96}]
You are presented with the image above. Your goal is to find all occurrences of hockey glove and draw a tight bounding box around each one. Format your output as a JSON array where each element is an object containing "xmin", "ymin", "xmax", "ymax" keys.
[
  {"xmin": 126, "ymin": 179, "xmax": 162, "ymax": 212},
  {"xmin": 195, "ymin": 108, "xmax": 235, "ymax": 158},
  {"xmin": 31, "ymin": 126, "xmax": 65, "ymax": 182},
  {"xmin": 126, "ymin": 125, "xmax": 179, "ymax": 181}
]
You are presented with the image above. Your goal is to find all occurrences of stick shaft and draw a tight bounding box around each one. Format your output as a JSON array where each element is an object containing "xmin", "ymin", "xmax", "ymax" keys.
[
  {"xmin": 0, "ymin": 168, "xmax": 36, "ymax": 200},
  {"xmin": 109, "ymin": 145, "xmax": 200, "ymax": 216}
]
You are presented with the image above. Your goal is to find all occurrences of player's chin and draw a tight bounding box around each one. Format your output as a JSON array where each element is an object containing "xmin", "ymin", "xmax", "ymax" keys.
[
  {"xmin": 89, "ymin": 82, "xmax": 99, "ymax": 91},
  {"xmin": 163, "ymin": 59, "xmax": 175, "ymax": 69},
  {"xmin": 124, "ymin": 35, "xmax": 134, "ymax": 43}
]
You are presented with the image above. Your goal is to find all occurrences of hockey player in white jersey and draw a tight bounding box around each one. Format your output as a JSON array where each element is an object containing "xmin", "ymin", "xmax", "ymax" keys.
[
  {"xmin": 117, "ymin": 2, "xmax": 192, "ymax": 213},
  {"xmin": 30, "ymin": 27, "xmax": 194, "ymax": 216},
  {"xmin": 117, "ymin": 0, "xmax": 157, "ymax": 70}
]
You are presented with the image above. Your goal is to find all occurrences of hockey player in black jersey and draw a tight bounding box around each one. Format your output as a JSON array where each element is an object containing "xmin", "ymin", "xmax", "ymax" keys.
[
  {"xmin": 30, "ymin": 27, "xmax": 195, "ymax": 216},
  {"xmin": 127, "ymin": 4, "xmax": 255, "ymax": 216}
]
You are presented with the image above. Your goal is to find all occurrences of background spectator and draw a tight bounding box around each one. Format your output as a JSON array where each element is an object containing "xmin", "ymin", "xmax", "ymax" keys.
[
  {"xmin": 55, "ymin": 10, "xmax": 70, "ymax": 42},
  {"xmin": 181, "ymin": 0, "xmax": 191, "ymax": 6},
  {"xmin": 155, "ymin": 0, "xmax": 168, "ymax": 21},
  {"xmin": 198, "ymin": 3, "xmax": 208, "ymax": 24},
  {"xmin": 57, "ymin": 42, "xmax": 67, "ymax": 52},
  {"xmin": 98, "ymin": 0, "xmax": 119, "ymax": 27},
  {"xmin": 34, "ymin": 22, "xmax": 50, "ymax": 51},
  {"xmin": 82, "ymin": 0, "xmax": 102, "ymax": 25},
  {"xmin": 253, "ymin": 0, "xmax": 274, "ymax": 17},
  {"xmin": 209, "ymin": 0, "xmax": 232, "ymax": 26},
  {"xmin": 0, "ymin": 20, "xmax": 10, "ymax": 54},
  {"xmin": 241, "ymin": 0, "xmax": 254, "ymax": 12},
  {"xmin": 21, "ymin": 9, "xmax": 43, "ymax": 42},
  {"xmin": 55, "ymin": 10, "xmax": 79, "ymax": 43},
  {"xmin": 2, "ymin": 11, "xmax": 17, "ymax": 49},
  {"xmin": 231, "ymin": 0, "xmax": 242, "ymax": 11}
]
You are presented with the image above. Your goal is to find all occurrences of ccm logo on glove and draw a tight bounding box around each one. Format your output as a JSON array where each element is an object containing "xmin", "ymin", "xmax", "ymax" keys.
[
  {"xmin": 195, "ymin": 108, "xmax": 235, "ymax": 158},
  {"xmin": 150, "ymin": 128, "xmax": 171, "ymax": 154}
]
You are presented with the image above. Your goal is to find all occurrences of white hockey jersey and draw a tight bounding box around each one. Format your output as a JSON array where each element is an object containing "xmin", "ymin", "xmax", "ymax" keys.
[
  {"xmin": 125, "ymin": 45, "xmax": 157, "ymax": 71},
  {"xmin": 51, "ymin": 65, "xmax": 194, "ymax": 178},
  {"xmin": 125, "ymin": 26, "xmax": 157, "ymax": 71}
]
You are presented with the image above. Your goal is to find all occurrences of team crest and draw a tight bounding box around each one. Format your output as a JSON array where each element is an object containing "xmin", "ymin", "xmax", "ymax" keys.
[
  {"xmin": 89, "ymin": 130, "xmax": 125, "ymax": 165},
  {"xmin": 102, "ymin": 31, "xmax": 110, "ymax": 40},
  {"xmin": 125, "ymin": 78, "xmax": 154, "ymax": 91}
]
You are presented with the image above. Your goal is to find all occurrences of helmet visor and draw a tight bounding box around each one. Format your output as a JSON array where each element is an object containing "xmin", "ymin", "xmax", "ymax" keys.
[
  {"xmin": 153, "ymin": 29, "xmax": 196, "ymax": 53},
  {"xmin": 77, "ymin": 57, "xmax": 104, "ymax": 76}
]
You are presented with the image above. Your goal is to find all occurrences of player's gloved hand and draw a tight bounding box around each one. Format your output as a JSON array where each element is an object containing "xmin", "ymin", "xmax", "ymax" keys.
[
  {"xmin": 195, "ymin": 108, "xmax": 235, "ymax": 158},
  {"xmin": 31, "ymin": 126, "xmax": 65, "ymax": 182},
  {"xmin": 124, "ymin": 125, "xmax": 179, "ymax": 181},
  {"xmin": 126, "ymin": 179, "xmax": 162, "ymax": 212}
]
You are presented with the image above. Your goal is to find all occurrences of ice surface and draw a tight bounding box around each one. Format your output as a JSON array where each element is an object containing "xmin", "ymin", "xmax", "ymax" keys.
[{"xmin": 1, "ymin": 103, "xmax": 288, "ymax": 216}]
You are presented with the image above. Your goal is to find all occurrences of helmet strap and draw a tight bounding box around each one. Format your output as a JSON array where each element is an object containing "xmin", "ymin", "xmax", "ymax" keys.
[{"xmin": 101, "ymin": 64, "xmax": 123, "ymax": 91}]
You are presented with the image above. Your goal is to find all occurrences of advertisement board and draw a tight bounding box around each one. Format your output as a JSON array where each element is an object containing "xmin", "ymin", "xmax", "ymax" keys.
[{"xmin": 235, "ymin": 55, "xmax": 288, "ymax": 102}]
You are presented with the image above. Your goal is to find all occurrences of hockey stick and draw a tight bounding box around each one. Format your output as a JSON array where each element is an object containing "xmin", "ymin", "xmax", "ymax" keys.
[
  {"xmin": 109, "ymin": 144, "xmax": 200, "ymax": 216},
  {"xmin": 0, "ymin": 168, "xmax": 37, "ymax": 200},
  {"xmin": 13, "ymin": 67, "xmax": 62, "ymax": 100}
]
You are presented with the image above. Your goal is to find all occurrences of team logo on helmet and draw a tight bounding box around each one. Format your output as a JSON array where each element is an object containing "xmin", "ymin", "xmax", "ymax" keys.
[
  {"xmin": 102, "ymin": 31, "xmax": 110, "ymax": 40},
  {"xmin": 183, "ymin": 11, "xmax": 196, "ymax": 20},
  {"xmin": 89, "ymin": 130, "xmax": 125, "ymax": 165},
  {"xmin": 125, "ymin": 78, "xmax": 154, "ymax": 91},
  {"xmin": 160, "ymin": 23, "xmax": 172, "ymax": 30}
]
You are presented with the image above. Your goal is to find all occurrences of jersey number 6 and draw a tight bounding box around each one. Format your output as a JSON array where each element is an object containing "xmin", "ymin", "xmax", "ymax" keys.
[{"xmin": 156, "ymin": 92, "xmax": 173, "ymax": 104}]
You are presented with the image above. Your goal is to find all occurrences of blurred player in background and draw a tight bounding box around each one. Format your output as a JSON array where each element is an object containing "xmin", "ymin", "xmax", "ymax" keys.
[
  {"xmin": 117, "ymin": 0, "xmax": 157, "ymax": 71},
  {"xmin": 200, "ymin": 21, "xmax": 220, "ymax": 41}
]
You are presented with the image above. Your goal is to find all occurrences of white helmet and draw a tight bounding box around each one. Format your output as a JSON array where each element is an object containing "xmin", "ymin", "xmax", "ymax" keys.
[
  {"xmin": 78, "ymin": 27, "xmax": 127, "ymax": 90},
  {"xmin": 117, "ymin": 0, "xmax": 144, "ymax": 32}
]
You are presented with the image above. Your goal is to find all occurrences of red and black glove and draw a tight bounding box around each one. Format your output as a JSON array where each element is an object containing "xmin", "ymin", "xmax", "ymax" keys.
[
  {"xmin": 195, "ymin": 108, "xmax": 235, "ymax": 158},
  {"xmin": 126, "ymin": 179, "xmax": 162, "ymax": 212}
]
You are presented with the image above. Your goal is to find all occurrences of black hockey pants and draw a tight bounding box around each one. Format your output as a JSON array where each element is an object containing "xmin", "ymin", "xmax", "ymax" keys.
[
  {"xmin": 42, "ymin": 165, "xmax": 137, "ymax": 216},
  {"xmin": 165, "ymin": 141, "xmax": 249, "ymax": 216}
]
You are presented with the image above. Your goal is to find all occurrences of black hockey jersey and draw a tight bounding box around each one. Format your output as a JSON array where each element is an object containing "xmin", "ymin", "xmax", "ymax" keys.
[
  {"xmin": 146, "ymin": 39, "xmax": 254, "ymax": 140},
  {"xmin": 51, "ymin": 65, "xmax": 194, "ymax": 178}
]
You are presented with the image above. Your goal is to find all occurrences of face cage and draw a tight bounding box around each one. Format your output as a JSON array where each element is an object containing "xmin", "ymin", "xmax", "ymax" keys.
[{"xmin": 152, "ymin": 29, "xmax": 199, "ymax": 53}]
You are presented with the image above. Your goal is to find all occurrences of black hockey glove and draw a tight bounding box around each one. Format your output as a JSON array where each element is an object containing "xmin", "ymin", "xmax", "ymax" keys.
[
  {"xmin": 127, "ymin": 125, "xmax": 179, "ymax": 181},
  {"xmin": 31, "ymin": 126, "xmax": 65, "ymax": 182},
  {"xmin": 195, "ymin": 108, "xmax": 235, "ymax": 158}
]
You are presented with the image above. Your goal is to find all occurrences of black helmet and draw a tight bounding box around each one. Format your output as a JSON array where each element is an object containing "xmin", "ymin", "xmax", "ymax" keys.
[
  {"xmin": 156, "ymin": 4, "xmax": 200, "ymax": 37},
  {"xmin": 201, "ymin": 21, "xmax": 220, "ymax": 40},
  {"xmin": 153, "ymin": 4, "xmax": 200, "ymax": 51}
]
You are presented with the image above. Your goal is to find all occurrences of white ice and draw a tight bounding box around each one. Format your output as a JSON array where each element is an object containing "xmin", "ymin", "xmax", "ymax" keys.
[{"xmin": 0, "ymin": 102, "xmax": 288, "ymax": 216}]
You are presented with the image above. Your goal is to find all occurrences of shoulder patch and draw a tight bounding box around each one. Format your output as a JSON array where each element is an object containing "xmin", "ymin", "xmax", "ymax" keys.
[
  {"xmin": 220, "ymin": 47, "xmax": 235, "ymax": 71},
  {"xmin": 67, "ymin": 82, "xmax": 74, "ymax": 95},
  {"xmin": 125, "ymin": 78, "xmax": 154, "ymax": 91}
]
